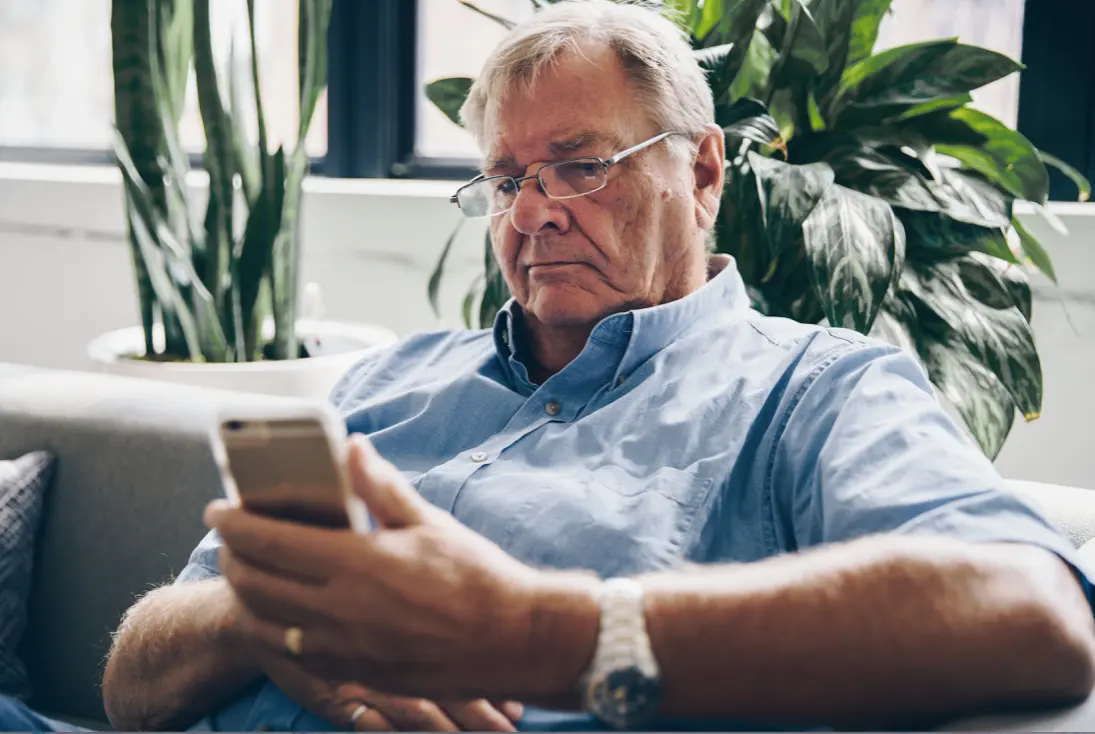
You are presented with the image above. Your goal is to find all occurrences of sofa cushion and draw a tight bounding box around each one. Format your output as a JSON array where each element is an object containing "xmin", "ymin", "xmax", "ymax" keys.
[{"xmin": 0, "ymin": 451, "xmax": 55, "ymax": 700}]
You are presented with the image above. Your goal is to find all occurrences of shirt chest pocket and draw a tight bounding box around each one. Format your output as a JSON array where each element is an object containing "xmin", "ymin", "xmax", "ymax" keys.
[{"xmin": 493, "ymin": 465, "xmax": 713, "ymax": 578}]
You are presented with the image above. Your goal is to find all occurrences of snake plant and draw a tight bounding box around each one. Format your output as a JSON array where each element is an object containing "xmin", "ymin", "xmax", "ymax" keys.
[
  {"xmin": 110, "ymin": 0, "xmax": 331, "ymax": 363},
  {"xmin": 424, "ymin": 0, "xmax": 1091, "ymax": 459}
]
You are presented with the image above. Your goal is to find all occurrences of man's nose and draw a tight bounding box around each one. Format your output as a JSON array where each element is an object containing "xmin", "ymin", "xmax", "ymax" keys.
[{"xmin": 508, "ymin": 174, "xmax": 570, "ymax": 236}]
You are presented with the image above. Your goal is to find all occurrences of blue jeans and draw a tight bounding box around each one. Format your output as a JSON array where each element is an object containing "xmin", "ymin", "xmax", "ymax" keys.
[
  {"xmin": 0, "ymin": 684, "xmax": 802, "ymax": 731},
  {"xmin": 0, "ymin": 688, "xmax": 606, "ymax": 732}
]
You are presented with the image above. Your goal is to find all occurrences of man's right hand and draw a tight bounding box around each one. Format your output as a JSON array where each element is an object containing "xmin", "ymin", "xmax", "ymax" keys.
[{"xmin": 257, "ymin": 644, "xmax": 523, "ymax": 731}]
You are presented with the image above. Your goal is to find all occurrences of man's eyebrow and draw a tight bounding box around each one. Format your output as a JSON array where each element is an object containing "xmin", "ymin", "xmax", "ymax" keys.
[
  {"xmin": 483, "ymin": 131, "xmax": 621, "ymax": 174},
  {"xmin": 549, "ymin": 131, "xmax": 619, "ymax": 157},
  {"xmin": 484, "ymin": 154, "xmax": 517, "ymax": 174}
]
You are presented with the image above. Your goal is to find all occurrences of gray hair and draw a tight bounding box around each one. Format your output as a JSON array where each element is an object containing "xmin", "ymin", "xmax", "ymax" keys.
[{"xmin": 460, "ymin": 0, "xmax": 715, "ymax": 158}]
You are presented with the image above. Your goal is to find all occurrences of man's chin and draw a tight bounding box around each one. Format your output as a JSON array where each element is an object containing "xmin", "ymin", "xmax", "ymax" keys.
[{"xmin": 525, "ymin": 292, "xmax": 621, "ymax": 331}]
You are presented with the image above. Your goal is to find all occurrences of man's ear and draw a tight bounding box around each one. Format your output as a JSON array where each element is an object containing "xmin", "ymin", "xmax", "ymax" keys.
[{"xmin": 692, "ymin": 123, "xmax": 725, "ymax": 232}]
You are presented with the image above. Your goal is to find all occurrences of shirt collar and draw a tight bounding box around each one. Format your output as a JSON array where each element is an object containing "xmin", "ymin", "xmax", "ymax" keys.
[{"xmin": 492, "ymin": 254, "xmax": 751, "ymax": 389}]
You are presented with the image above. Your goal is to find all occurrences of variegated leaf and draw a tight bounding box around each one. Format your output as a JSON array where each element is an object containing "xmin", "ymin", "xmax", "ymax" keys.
[
  {"xmin": 919, "ymin": 333, "xmax": 1016, "ymax": 459},
  {"xmin": 801, "ymin": 183, "xmax": 903, "ymax": 332},
  {"xmin": 903, "ymin": 258, "xmax": 1041, "ymax": 420},
  {"xmin": 748, "ymin": 151, "xmax": 835, "ymax": 261}
]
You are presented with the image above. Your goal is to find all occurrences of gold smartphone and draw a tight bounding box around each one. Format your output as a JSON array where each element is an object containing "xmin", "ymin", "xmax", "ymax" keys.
[{"xmin": 211, "ymin": 405, "xmax": 371, "ymax": 532}]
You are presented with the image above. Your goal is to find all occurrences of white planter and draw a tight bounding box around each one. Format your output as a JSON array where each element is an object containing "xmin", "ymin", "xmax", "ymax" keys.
[{"xmin": 87, "ymin": 319, "xmax": 397, "ymax": 401}]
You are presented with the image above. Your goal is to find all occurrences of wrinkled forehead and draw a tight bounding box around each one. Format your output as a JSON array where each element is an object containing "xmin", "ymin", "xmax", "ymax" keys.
[{"xmin": 476, "ymin": 47, "xmax": 648, "ymax": 171}]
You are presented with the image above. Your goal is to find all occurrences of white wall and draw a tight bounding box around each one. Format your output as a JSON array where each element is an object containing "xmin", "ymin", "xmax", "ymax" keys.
[{"xmin": 0, "ymin": 163, "xmax": 1092, "ymax": 489}]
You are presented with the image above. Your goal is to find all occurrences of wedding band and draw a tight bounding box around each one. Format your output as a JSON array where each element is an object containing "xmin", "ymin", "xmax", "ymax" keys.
[
  {"xmin": 349, "ymin": 703, "xmax": 369, "ymax": 726},
  {"xmin": 283, "ymin": 626, "xmax": 303, "ymax": 657}
]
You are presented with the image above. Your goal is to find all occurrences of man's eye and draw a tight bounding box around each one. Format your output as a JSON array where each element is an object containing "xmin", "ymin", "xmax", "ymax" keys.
[
  {"xmin": 495, "ymin": 179, "xmax": 517, "ymax": 195},
  {"xmin": 574, "ymin": 161, "xmax": 600, "ymax": 178}
]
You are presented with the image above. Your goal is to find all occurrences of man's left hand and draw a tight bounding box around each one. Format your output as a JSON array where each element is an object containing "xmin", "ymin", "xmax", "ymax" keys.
[{"xmin": 207, "ymin": 436, "xmax": 590, "ymax": 701}]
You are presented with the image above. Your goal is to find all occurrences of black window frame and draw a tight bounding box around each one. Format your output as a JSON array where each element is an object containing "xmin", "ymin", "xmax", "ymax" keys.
[{"xmin": 0, "ymin": 0, "xmax": 1091, "ymax": 196}]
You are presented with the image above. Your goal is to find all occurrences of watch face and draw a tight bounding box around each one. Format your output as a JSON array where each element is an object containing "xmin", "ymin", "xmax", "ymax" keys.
[{"xmin": 591, "ymin": 665, "xmax": 663, "ymax": 729}]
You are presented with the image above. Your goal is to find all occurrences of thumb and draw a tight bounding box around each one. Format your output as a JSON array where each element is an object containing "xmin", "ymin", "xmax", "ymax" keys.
[{"xmin": 348, "ymin": 435, "xmax": 427, "ymax": 529}]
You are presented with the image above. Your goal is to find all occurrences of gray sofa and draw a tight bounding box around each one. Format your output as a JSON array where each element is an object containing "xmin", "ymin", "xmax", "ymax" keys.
[{"xmin": 1, "ymin": 363, "xmax": 1095, "ymax": 731}]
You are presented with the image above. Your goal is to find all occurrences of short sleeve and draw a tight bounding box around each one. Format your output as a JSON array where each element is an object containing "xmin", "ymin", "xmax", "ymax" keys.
[
  {"xmin": 774, "ymin": 341, "xmax": 1095, "ymax": 601},
  {"xmin": 173, "ymin": 529, "xmax": 224, "ymax": 584}
]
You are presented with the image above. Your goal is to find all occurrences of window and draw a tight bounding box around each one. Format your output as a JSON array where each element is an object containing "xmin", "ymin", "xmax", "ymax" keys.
[
  {"xmin": 0, "ymin": 0, "xmax": 325, "ymax": 156},
  {"xmin": 415, "ymin": 0, "xmax": 531, "ymax": 162},
  {"xmin": 874, "ymin": 0, "xmax": 1026, "ymax": 129},
  {"xmin": 0, "ymin": 0, "xmax": 112, "ymax": 149}
]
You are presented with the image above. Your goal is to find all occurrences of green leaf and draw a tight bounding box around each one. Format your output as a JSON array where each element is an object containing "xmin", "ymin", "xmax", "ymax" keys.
[
  {"xmin": 835, "ymin": 93, "xmax": 971, "ymax": 130},
  {"xmin": 846, "ymin": 0, "xmax": 893, "ymax": 66},
  {"xmin": 919, "ymin": 332, "xmax": 1015, "ymax": 459},
  {"xmin": 457, "ymin": 0, "xmax": 515, "ymax": 29},
  {"xmin": 801, "ymin": 183, "xmax": 903, "ymax": 331},
  {"xmin": 126, "ymin": 201, "xmax": 203, "ymax": 360},
  {"xmin": 478, "ymin": 231, "xmax": 510, "ymax": 328},
  {"xmin": 695, "ymin": 0, "xmax": 727, "ymax": 41},
  {"xmin": 298, "ymin": 0, "xmax": 332, "ymax": 142},
  {"xmin": 116, "ymin": 128, "xmax": 230, "ymax": 362},
  {"xmin": 461, "ymin": 275, "xmax": 486, "ymax": 329},
  {"xmin": 729, "ymin": 28, "xmax": 780, "ymax": 102},
  {"xmin": 246, "ymin": 0, "xmax": 269, "ymax": 157},
  {"xmin": 747, "ymin": 151, "xmax": 835, "ymax": 261},
  {"xmin": 869, "ymin": 300, "xmax": 918, "ymax": 355},
  {"xmin": 834, "ymin": 41, "xmax": 1022, "ymax": 121},
  {"xmin": 717, "ymin": 158, "xmax": 770, "ymax": 284},
  {"xmin": 899, "ymin": 209, "xmax": 1016, "ymax": 264},
  {"xmin": 237, "ymin": 149, "xmax": 286, "ymax": 358},
  {"xmin": 795, "ymin": 137, "xmax": 1012, "ymax": 229},
  {"xmin": 695, "ymin": 43, "xmax": 735, "ymax": 72},
  {"xmin": 782, "ymin": 0, "xmax": 828, "ymax": 77},
  {"xmin": 957, "ymin": 253, "xmax": 1031, "ymax": 322},
  {"xmin": 1039, "ymin": 150, "xmax": 1092, "ymax": 202},
  {"xmin": 903, "ymin": 258, "xmax": 1041, "ymax": 421},
  {"xmin": 810, "ymin": 0, "xmax": 857, "ymax": 108},
  {"xmin": 425, "ymin": 77, "xmax": 474, "ymax": 128},
  {"xmin": 917, "ymin": 108, "xmax": 1049, "ymax": 204},
  {"xmin": 428, "ymin": 219, "xmax": 465, "ymax": 318},
  {"xmin": 718, "ymin": 97, "xmax": 781, "ymax": 145},
  {"xmin": 226, "ymin": 38, "xmax": 259, "ymax": 205},
  {"xmin": 194, "ymin": 0, "xmax": 236, "ymax": 316},
  {"xmin": 706, "ymin": 0, "xmax": 771, "ymax": 104},
  {"xmin": 1011, "ymin": 215, "xmax": 1057, "ymax": 283}
]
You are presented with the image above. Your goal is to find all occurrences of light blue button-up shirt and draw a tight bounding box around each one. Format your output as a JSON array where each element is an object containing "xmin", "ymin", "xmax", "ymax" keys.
[{"xmin": 178, "ymin": 258, "xmax": 1092, "ymax": 731}]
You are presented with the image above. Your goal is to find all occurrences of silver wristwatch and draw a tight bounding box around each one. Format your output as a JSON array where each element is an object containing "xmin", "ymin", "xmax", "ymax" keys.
[{"xmin": 580, "ymin": 577, "xmax": 663, "ymax": 729}]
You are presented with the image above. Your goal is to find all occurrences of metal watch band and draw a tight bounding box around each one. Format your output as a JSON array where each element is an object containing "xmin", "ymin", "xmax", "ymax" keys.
[{"xmin": 581, "ymin": 577, "xmax": 662, "ymax": 729}]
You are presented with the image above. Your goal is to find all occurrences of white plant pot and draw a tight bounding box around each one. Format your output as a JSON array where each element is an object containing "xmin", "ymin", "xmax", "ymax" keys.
[{"xmin": 87, "ymin": 319, "xmax": 398, "ymax": 401}]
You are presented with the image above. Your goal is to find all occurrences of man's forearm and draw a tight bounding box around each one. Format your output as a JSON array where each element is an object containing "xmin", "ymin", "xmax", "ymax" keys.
[
  {"xmin": 102, "ymin": 577, "xmax": 263, "ymax": 731},
  {"xmin": 526, "ymin": 536, "xmax": 1095, "ymax": 728}
]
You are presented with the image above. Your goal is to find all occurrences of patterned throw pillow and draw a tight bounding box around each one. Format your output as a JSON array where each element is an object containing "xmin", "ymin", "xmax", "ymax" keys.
[{"xmin": 0, "ymin": 452, "xmax": 55, "ymax": 700}]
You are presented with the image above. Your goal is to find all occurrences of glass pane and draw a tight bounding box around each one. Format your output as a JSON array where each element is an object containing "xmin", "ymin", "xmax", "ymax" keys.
[
  {"xmin": 0, "ymin": 0, "xmax": 113, "ymax": 148},
  {"xmin": 874, "ymin": 0, "xmax": 1026, "ymax": 129},
  {"xmin": 416, "ymin": 0, "xmax": 533, "ymax": 161},
  {"xmin": 0, "ymin": 0, "xmax": 326, "ymax": 156}
]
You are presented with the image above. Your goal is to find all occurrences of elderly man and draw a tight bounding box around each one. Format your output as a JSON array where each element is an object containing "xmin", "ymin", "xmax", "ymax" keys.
[{"xmin": 1, "ymin": 1, "xmax": 1089, "ymax": 732}]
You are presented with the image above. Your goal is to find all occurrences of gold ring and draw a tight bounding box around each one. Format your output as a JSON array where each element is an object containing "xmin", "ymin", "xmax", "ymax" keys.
[
  {"xmin": 283, "ymin": 626, "xmax": 303, "ymax": 657},
  {"xmin": 349, "ymin": 703, "xmax": 369, "ymax": 727}
]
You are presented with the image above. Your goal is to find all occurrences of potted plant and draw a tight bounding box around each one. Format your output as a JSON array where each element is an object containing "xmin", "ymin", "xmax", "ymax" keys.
[
  {"xmin": 424, "ymin": 0, "xmax": 1091, "ymax": 460},
  {"xmin": 90, "ymin": 0, "xmax": 396, "ymax": 400}
]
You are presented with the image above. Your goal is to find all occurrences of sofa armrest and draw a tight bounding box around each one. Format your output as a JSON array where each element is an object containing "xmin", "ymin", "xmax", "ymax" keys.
[{"xmin": 0, "ymin": 366, "xmax": 317, "ymax": 724}]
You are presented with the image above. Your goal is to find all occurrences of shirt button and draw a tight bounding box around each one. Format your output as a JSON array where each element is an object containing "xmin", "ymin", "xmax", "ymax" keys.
[
  {"xmin": 545, "ymin": 400, "xmax": 562, "ymax": 416},
  {"xmin": 470, "ymin": 451, "xmax": 488, "ymax": 463}
]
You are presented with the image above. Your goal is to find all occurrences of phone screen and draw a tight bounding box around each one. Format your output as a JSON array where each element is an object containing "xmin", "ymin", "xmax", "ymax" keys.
[{"xmin": 220, "ymin": 418, "xmax": 352, "ymax": 529}]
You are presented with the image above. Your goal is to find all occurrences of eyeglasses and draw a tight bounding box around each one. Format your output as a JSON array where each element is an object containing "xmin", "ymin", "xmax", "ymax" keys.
[{"xmin": 450, "ymin": 131, "xmax": 687, "ymax": 219}]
